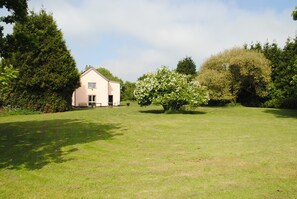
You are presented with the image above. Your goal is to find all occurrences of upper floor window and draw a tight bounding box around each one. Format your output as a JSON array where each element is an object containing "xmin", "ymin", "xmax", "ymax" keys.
[{"xmin": 88, "ymin": 82, "xmax": 96, "ymax": 89}]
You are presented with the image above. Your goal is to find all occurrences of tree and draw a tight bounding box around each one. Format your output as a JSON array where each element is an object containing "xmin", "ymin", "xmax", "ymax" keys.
[
  {"xmin": 121, "ymin": 81, "xmax": 136, "ymax": 101},
  {"xmin": 137, "ymin": 73, "xmax": 149, "ymax": 81},
  {"xmin": 247, "ymin": 42, "xmax": 282, "ymax": 83},
  {"xmin": 247, "ymin": 38, "xmax": 297, "ymax": 108},
  {"xmin": 275, "ymin": 38, "xmax": 297, "ymax": 108},
  {"xmin": 0, "ymin": 0, "xmax": 28, "ymax": 57},
  {"xmin": 292, "ymin": 6, "xmax": 297, "ymax": 20},
  {"xmin": 176, "ymin": 57, "xmax": 197, "ymax": 77},
  {"xmin": 96, "ymin": 67, "xmax": 123, "ymax": 83},
  {"xmin": 197, "ymin": 48, "xmax": 271, "ymax": 106},
  {"xmin": 134, "ymin": 66, "xmax": 209, "ymax": 111},
  {"xmin": 0, "ymin": 0, "xmax": 24, "ymax": 105},
  {"xmin": 0, "ymin": 0, "xmax": 27, "ymax": 23},
  {"xmin": 3, "ymin": 10, "xmax": 80, "ymax": 112}
]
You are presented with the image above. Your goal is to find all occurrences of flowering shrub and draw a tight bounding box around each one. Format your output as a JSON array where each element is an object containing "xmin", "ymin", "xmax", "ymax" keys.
[{"xmin": 134, "ymin": 66, "xmax": 209, "ymax": 111}]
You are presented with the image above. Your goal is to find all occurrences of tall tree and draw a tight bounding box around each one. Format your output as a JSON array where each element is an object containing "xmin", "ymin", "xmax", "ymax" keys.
[
  {"xmin": 0, "ymin": 0, "xmax": 28, "ymax": 57},
  {"xmin": 248, "ymin": 42, "xmax": 282, "ymax": 83},
  {"xmin": 276, "ymin": 38, "xmax": 297, "ymax": 108},
  {"xmin": 121, "ymin": 81, "xmax": 136, "ymax": 101},
  {"xmin": 176, "ymin": 57, "xmax": 197, "ymax": 77},
  {"xmin": 3, "ymin": 10, "xmax": 80, "ymax": 112},
  {"xmin": 247, "ymin": 38, "xmax": 297, "ymax": 108},
  {"xmin": 0, "ymin": 0, "xmax": 27, "ymax": 23}
]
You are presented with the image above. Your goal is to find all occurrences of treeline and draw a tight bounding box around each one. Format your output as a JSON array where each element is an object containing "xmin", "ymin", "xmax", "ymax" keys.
[
  {"xmin": 134, "ymin": 7, "xmax": 297, "ymax": 109},
  {"xmin": 1, "ymin": 1, "xmax": 296, "ymax": 112},
  {"xmin": 135, "ymin": 40, "xmax": 297, "ymax": 109},
  {"xmin": 196, "ymin": 37, "xmax": 297, "ymax": 108}
]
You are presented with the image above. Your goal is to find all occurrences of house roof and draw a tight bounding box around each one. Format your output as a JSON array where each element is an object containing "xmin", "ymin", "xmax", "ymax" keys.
[{"xmin": 81, "ymin": 67, "xmax": 120, "ymax": 84}]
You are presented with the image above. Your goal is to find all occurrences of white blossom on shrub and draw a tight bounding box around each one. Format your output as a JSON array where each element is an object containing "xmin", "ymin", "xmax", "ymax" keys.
[{"xmin": 134, "ymin": 66, "xmax": 209, "ymax": 111}]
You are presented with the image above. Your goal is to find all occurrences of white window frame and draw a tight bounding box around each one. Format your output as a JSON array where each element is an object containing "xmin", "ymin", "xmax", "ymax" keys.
[
  {"xmin": 88, "ymin": 82, "xmax": 96, "ymax": 89},
  {"xmin": 88, "ymin": 95, "xmax": 96, "ymax": 107}
]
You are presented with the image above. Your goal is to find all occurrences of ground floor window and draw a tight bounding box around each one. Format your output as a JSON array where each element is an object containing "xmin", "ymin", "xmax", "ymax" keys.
[{"xmin": 88, "ymin": 95, "xmax": 96, "ymax": 107}]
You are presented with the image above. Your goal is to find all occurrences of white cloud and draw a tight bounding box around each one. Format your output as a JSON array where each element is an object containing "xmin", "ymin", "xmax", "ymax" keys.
[{"xmin": 25, "ymin": 0, "xmax": 297, "ymax": 81}]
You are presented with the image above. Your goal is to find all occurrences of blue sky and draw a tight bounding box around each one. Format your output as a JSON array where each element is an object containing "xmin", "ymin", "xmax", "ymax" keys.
[{"xmin": 7, "ymin": 0, "xmax": 297, "ymax": 81}]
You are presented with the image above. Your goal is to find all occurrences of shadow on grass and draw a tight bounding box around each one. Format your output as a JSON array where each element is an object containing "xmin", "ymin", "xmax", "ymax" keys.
[
  {"xmin": 0, "ymin": 119, "xmax": 122, "ymax": 170},
  {"xmin": 139, "ymin": 109, "xmax": 164, "ymax": 114},
  {"xmin": 139, "ymin": 109, "xmax": 206, "ymax": 115},
  {"xmin": 263, "ymin": 109, "xmax": 297, "ymax": 119}
]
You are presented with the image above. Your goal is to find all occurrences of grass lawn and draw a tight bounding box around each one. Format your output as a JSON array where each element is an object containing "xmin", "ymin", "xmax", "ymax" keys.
[{"xmin": 0, "ymin": 103, "xmax": 297, "ymax": 198}]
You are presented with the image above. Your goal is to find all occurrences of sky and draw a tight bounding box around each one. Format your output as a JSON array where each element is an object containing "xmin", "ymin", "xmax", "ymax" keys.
[{"xmin": 4, "ymin": 0, "xmax": 297, "ymax": 81}]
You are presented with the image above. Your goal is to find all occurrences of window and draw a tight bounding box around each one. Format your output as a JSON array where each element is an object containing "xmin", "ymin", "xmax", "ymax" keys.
[
  {"xmin": 88, "ymin": 82, "xmax": 96, "ymax": 89},
  {"xmin": 88, "ymin": 95, "xmax": 96, "ymax": 107}
]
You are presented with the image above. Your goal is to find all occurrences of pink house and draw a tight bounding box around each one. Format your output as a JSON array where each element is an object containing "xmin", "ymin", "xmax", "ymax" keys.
[{"xmin": 72, "ymin": 67, "xmax": 120, "ymax": 107}]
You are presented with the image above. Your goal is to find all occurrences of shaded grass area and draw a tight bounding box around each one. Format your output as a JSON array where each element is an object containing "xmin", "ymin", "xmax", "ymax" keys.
[
  {"xmin": 0, "ymin": 103, "xmax": 297, "ymax": 198},
  {"xmin": 0, "ymin": 119, "xmax": 122, "ymax": 170},
  {"xmin": 139, "ymin": 109, "xmax": 207, "ymax": 115},
  {"xmin": 264, "ymin": 108, "xmax": 297, "ymax": 118}
]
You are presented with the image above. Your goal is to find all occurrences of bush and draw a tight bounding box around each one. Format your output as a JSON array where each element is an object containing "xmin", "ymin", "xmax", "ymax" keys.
[{"xmin": 134, "ymin": 66, "xmax": 209, "ymax": 111}]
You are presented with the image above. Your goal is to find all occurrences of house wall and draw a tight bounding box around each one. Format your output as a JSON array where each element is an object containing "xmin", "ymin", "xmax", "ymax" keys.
[
  {"xmin": 73, "ymin": 69, "xmax": 109, "ymax": 106},
  {"xmin": 108, "ymin": 81, "xmax": 121, "ymax": 106},
  {"xmin": 72, "ymin": 68, "xmax": 121, "ymax": 107}
]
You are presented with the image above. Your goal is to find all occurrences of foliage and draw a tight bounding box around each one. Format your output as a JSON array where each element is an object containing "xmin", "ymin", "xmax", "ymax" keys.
[
  {"xmin": 3, "ymin": 10, "xmax": 80, "ymax": 112},
  {"xmin": 292, "ymin": 6, "xmax": 297, "ymax": 20},
  {"xmin": 0, "ymin": 0, "xmax": 28, "ymax": 57},
  {"xmin": 197, "ymin": 48, "xmax": 271, "ymax": 106},
  {"xmin": 121, "ymin": 81, "xmax": 136, "ymax": 101},
  {"xmin": 134, "ymin": 66, "xmax": 209, "ymax": 111},
  {"xmin": 0, "ymin": 0, "xmax": 27, "ymax": 23},
  {"xmin": 176, "ymin": 56, "xmax": 197, "ymax": 78},
  {"xmin": 0, "ymin": 62, "xmax": 18, "ymax": 106},
  {"xmin": 279, "ymin": 38, "xmax": 297, "ymax": 97},
  {"xmin": 197, "ymin": 68, "xmax": 233, "ymax": 103},
  {"xmin": 247, "ymin": 38, "xmax": 297, "ymax": 108},
  {"xmin": 96, "ymin": 67, "xmax": 123, "ymax": 83},
  {"xmin": 0, "ymin": 62, "xmax": 18, "ymax": 87},
  {"xmin": 137, "ymin": 73, "xmax": 149, "ymax": 81}
]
